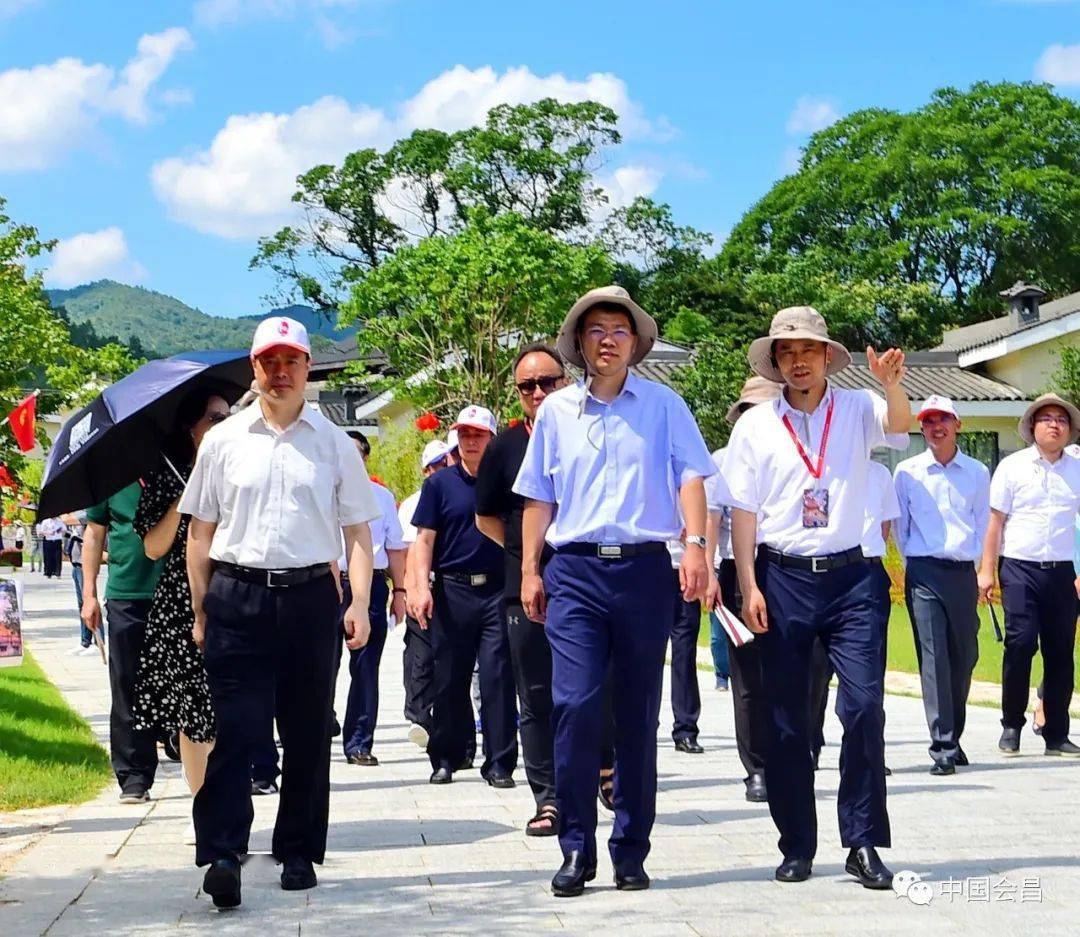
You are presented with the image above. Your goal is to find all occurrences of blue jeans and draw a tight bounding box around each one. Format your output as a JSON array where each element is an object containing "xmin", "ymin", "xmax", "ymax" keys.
[
  {"xmin": 72, "ymin": 565, "xmax": 91, "ymax": 646},
  {"xmin": 709, "ymin": 611, "xmax": 730, "ymax": 679}
]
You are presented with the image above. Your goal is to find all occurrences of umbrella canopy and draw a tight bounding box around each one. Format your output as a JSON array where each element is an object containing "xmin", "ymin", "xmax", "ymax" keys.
[{"xmin": 39, "ymin": 350, "xmax": 252, "ymax": 517}]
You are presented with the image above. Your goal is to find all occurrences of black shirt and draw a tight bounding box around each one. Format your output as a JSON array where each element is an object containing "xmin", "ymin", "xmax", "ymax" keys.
[
  {"xmin": 475, "ymin": 422, "xmax": 554, "ymax": 599},
  {"xmin": 412, "ymin": 461, "xmax": 504, "ymax": 575}
]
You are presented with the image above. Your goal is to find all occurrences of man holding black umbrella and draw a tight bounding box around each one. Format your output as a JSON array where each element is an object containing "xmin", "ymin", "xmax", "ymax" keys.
[{"xmin": 180, "ymin": 316, "xmax": 379, "ymax": 909}]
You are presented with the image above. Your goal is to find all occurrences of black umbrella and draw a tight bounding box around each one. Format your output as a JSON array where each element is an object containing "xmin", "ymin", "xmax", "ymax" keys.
[{"xmin": 39, "ymin": 350, "xmax": 252, "ymax": 517}]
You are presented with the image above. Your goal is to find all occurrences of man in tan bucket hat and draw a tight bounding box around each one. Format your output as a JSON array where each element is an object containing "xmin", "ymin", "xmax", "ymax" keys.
[
  {"xmin": 979, "ymin": 392, "xmax": 1080, "ymax": 759},
  {"xmin": 724, "ymin": 305, "xmax": 911, "ymax": 890}
]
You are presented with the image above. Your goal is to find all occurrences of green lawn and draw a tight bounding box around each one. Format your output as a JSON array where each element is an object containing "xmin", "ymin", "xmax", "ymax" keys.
[
  {"xmin": 699, "ymin": 604, "xmax": 1080, "ymax": 688},
  {"xmin": 0, "ymin": 650, "xmax": 112, "ymax": 810}
]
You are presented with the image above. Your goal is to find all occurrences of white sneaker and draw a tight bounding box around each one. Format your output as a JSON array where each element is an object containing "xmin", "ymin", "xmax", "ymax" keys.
[
  {"xmin": 407, "ymin": 723, "xmax": 429, "ymax": 749},
  {"xmin": 184, "ymin": 821, "xmax": 197, "ymax": 845},
  {"xmin": 69, "ymin": 645, "xmax": 91, "ymax": 656}
]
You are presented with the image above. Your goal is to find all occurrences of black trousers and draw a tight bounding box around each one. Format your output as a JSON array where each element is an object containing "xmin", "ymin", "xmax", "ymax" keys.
[
  {"xmin": 717, "ymin": 560, "xmax": 768, "ymax": 777},
  {"xmin": 1000, "ymin": 558, "xmax": 1077, "ymax": 746},
  {"xmin": 670, "ymin": 597, "xmax": 702, "ymax": 742},
  {"xmin": 757, "ymin": 553, "xmax": 889, "ymax": 861},
  {"xmin": 194, "ymin": 570, "xmax": 339, "ymax": 867},
  {"xmin": 427, "ymin": 576, "xmax": 517, "ymax": 777},
  {"xmin": 403, "ymin": 614, "xmax": 434, "ymax": 726},
  {"xmin": 43, "ymin": 539, "xmax": 63, "ymax": 577},
  {"xmin": 506, "ymin": 600, "xmax": 556, "ymax": 807},
  {"xmin": 342, "ymin": 575, "xmax": 390, "ymax": 755},
  {"xmin": 104, "ymin": 599, "xmax": 158, "ymax": 793}
]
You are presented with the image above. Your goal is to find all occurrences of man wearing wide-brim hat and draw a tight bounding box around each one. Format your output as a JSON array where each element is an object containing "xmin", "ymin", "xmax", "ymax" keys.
[
  {"xmin": 707, "ymin": 375, "xmax": 782, "ymax": 804},
  {"xmin": 513, "ymin": 285, "xmax": 715, "ymax": 897},
  {"xmin": 979, "ymin": 392, "xmax": 1080, "ymax": 758},
  {"xmin": 724, "ymin": 305, "xmax": 911, "ymax": 890}
]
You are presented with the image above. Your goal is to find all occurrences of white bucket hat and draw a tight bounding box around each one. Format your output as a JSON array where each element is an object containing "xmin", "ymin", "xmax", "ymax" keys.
[
  {"xmin": 725, "ymin": 375, "xmax": 782, "ymax": 423},
  {"xmin": 555, "ymin": 285, "xmax": 657, "ymax": 368},
  {"xmin": 747, "ymin": 306, "xmax": 851, "ymax": 383},
  {"xmin": 1018, "ymin": 393, "xmax": 1080, "ymax": 445}
]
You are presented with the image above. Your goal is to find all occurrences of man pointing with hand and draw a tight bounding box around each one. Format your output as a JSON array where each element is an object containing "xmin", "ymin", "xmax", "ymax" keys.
[{"xmin": 725, "ymin": 306, "xmax": 910, "ymax": 892}]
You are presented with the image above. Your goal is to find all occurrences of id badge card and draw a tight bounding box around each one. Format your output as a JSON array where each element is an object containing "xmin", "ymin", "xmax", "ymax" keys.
[{"xmin": 802, "ymin": 488, "xmax": 829, "ymax": 528}]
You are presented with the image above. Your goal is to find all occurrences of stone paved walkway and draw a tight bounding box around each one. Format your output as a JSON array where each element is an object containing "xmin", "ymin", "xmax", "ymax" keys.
[{"xmin": 1, "ymin": 573, "xmax": 1078, "ymax": 935}]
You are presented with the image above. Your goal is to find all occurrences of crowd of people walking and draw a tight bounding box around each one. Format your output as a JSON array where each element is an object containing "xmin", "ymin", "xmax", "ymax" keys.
[{"xmin": 48, "ymin": 286, "xmax": 1078, "ymax": 911}]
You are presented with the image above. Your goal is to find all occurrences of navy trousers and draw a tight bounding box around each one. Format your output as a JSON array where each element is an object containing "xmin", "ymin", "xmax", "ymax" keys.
[
  {"xmin": 670, "ymin": 597, "xmax": 702, "ymax": 743},
  {"xmin": 545, "ymin": 550, "xmax": 676, "ymax": 872},
  {"xmin": 342, "ymin": 574, "xmax": 390, "ymax": 756},
  {"xmin": 427, "ymin": 576, "xmax": 517, "ymax": 777},
  {"xmin": 194, "ymin": 570, "xmax": 339, "ymax": 867},
  {"xmin": 1000, "ymin": 558, "xmax": 1077, "ymax": 746},
  {"xmin": 757, "ymin": 552, "xmax": 890, "ymax": 862}
]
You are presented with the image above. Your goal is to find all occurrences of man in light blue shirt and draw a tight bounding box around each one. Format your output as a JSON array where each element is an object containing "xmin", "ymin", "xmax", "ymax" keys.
[
  {"xmin": 514, "ymin": 285, "xmax": 714, "ymax": 898},
  {"xmin": 893, "ymin": 395, "xmax": 989, "ymax": 775}
]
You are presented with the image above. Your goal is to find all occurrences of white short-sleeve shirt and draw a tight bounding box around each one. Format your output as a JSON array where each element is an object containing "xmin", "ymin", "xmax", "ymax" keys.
[
  {"xmin": 724, "ymin": 383, "xmax": 904, "ymax": 556},
  {"xmin": 861, "ymin": 459, "xmax": 900, "ymax": 558},
  {"xmin": 989, "ymin": 445, "xmax": 1080, "ymax": 563},
  {"xmin": 339, "ymin": 481, "xmax": 405, "ymax": 572},
  {"xmin": 179, "ymin": 401, "xmax": 380, "ymax": 569},
  {"xmin": 397, "ymin": 490, "xmax": 421, "ymax": 545}
]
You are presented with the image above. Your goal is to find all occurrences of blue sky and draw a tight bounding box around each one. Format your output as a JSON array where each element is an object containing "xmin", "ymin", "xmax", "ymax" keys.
[{"xmin": 1, "ymin": 0, "xmax": 1077, "ymax": 319}]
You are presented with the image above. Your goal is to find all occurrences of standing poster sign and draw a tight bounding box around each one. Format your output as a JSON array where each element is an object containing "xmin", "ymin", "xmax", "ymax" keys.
[{"xmin": 0, "ymin": 577, "xmax": 23, "ymax": 667}]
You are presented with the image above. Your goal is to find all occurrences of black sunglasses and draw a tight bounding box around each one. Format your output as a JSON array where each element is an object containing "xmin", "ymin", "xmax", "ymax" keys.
[{"xmin": 516, "ymin": 376, "xmax": 562, "ymax": 394}]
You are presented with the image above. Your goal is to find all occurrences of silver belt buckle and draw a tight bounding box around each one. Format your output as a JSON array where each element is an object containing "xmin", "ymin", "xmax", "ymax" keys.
[
  {"xmin": 266, "ymin": 568, "xmax": 286, "ymax": 588},
  {"xmin": 470, "ymin": 573, "xmax": 487, "ymax": 587},
  {"xmin": 598, "ymin": 544, "xmax": 623, "ymax": 559},
  {"xmin": 811, "ymin": 556, "xmax": 827, "ymax": 574}
]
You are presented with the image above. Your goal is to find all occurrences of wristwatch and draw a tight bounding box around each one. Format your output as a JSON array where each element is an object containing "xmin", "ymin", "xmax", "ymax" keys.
[{"xmin": 686, "ymin": 535, "xmax": 707, "ymax": 550}]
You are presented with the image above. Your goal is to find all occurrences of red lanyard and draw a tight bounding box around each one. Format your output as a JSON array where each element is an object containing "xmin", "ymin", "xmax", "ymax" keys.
[{"xmin": 780, "ymin": 396, "xmax": 835, "ymax": 480}]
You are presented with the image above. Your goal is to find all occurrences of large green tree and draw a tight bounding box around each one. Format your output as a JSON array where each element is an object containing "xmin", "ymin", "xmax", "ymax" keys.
[
  {"xmin": 252, "ymin": 99, "xmax": 620, "ymax": 316},
  {"xmin": 719, "ymin": 81, "xmax": 1080, "ymax": 347},
  {"xmin": 339, "ymin": 210, "xmax": 611, "ymax": 418}
]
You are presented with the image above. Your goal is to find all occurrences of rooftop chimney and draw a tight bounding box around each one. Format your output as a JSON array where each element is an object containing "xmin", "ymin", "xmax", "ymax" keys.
[{"xmin": 1000, "ymin": 280, "xmax": 1047, "ymax": 329}]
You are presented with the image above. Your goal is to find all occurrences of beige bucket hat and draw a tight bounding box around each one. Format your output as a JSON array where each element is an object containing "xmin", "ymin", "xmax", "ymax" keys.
[
  {"xmin": 725, "ymin": 375, "xmax": 782, "ymax": 423},
  {"xmin": 1018, "ymin": 392, "xmax": 1080, "ymax": 445},
  {"xmin": 556, "ymin": 285, "xmax": 657, "ymax": 368},
  {"xmin": 747, "ymin": 306, "xmax": 852, "ymax": 383}
]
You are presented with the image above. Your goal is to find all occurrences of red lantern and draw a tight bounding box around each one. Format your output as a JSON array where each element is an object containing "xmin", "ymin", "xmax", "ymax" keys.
[{"xmin": 415, "ymin": 412, "xmax": 440, "ymax": 432}]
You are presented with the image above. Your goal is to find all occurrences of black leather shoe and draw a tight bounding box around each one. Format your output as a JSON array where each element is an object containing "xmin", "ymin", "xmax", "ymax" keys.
[
  {"xmin": 551, "ymin": 851, "xmax": 596, "ymax": 897},
  {"xmin": 457, "ymin": 756, "xmax": 475, "ymax": 771},
  {"xmin": 884, "ymin": 766, "xmax": 892, "ymax": 776},
  {"xmin": 429, "ymin": 767, "xmax": 453, "ymax": 784},
  {"xmin": 674, "ymin": 737, "xmax": 704, "ymax": 754},
  {"xmin": 203, "ymin": 858, "xmax": 241, "ymax": 909},
  {"xmin": 775, "ymin": 858, "xmax": 812, "ymax": 883},
  {"xmin": 614, "ymin": 867, "xmax": 650, "ymax": 891},
  {"xmin": 347, "ymin": 751, "xmax": 378, "ymax": 766},
  {"xmin": 999, "ymin": 727, "xmax": 1021, "ymax": 756},
  {"xmin": 954, "ymin": 747, "xmax": 969, "ymax": 767},
  {"xmin": 485, "ymin": 773, "xmax": 515, "ymax": 789},
  {"xmin": 1046, "ymin": 739, "xmax": 1080, "ymax": 757},
  {"xmin": 844, "ymin": 846, "xmax": 893, "ymax": 890},
  {"xmin": 929, "ymin": 760, "xmax": 955, "ymax": 776},
  {"xmin": 745, "ymin": 773, "xmax": 767, "ymax": 803},
  {"xmin": 280, "ymin": 857, "xmax": 317, "ymax": 891}
]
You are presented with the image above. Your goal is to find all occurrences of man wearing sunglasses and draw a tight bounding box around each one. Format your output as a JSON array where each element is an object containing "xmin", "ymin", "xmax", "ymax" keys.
[{"xmin": 476, "ymin": 344, "xmax": 569, "ymax": 837}]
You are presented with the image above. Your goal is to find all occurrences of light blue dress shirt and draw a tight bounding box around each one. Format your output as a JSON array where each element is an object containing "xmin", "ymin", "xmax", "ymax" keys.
[
  {"xmin": 893, "ymin": 447, "xmax": 990, "ymax": 563},
  {"xmin": 512, "ymin": 372, "xmax": 715, "ymax": 547}
]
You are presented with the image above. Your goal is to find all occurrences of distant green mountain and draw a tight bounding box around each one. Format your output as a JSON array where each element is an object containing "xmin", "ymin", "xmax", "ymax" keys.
[{"xmin": 47, "ymin": 280, "xmax": 351, "ymax": 358}]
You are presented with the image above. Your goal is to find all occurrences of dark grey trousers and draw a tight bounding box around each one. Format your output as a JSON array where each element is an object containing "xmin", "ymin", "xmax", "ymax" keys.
[{"xmin": 904, "ymin": 557, "xmax": 980, "ymax": 763}]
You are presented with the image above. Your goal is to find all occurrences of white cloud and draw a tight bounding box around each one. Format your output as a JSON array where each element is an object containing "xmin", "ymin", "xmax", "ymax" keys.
[
  {"xmin": 194, "ymin": 0, "xmax": 358, "ymax": 26},
  {"xmin": 786, "ymin": 96, "xmax": 840, "ymax": 135},
  {"xmin": 1035, "ymin": 43, "xmax": 1080, "ymax": 85},
  {"xmin": 0, "ymin": 28, "xmax": 193, "ymax": 172},
  {"xmin": 598, "ymin": 165, "xmax": 663, "ymax": 211},
  {"xmin": 45, "ymin": 228, "xmax": 147, "ymax": 288},
  {"xmin": 151, "ymin": 65, "xmax": 663, "ymax": 238},
  {"xmin": 161, "ymin": 87, "xmax": 195, "ymax": 106},
  {"xmin": 0, "ymin": 0, "xmax": 39, "ymax": 19}
]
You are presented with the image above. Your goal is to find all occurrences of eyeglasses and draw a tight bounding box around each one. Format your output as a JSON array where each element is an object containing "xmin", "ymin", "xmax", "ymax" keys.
[
  {"xmin": 1035, "ymin": 415, "xmax": 1071, "ymax": 427},
  {"xmin": 584, "ymin": 326, "xmax": 633, "ymax": 343},
  {"xmin": 516, "ymin": 376, "xmax": 562, "ymax": 394}
]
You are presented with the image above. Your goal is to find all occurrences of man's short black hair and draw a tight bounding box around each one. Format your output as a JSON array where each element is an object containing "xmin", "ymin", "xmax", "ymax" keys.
[
  {"xmin": 346, "ymin": 430, "xmax": 371, "ymax": 458},
  {"xmin": 513, "ymin": 342, "xmax": 565, "ymax": 375}
]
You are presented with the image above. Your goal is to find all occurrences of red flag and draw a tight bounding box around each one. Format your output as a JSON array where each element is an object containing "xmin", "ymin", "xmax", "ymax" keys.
[
  {"xmin": 0, "ymin": 465, "xmax": 15, "ymax": 489},
  {"xmin": 6, "ymin": 394, "xmax": 36, "ymax": 452}
]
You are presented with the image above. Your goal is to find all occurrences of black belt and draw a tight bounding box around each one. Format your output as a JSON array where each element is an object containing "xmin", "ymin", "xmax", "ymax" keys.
[
  {"xmin": 557, "ymin": 541, "xmax": 667, "ymax": 560},
  {"xmin": 214, "ymin": 561, "xmax": 332, "ymax": 589},
  {"xmin": 436, "ymin": 570, "xmax": 494, "ymax": 587},
  {"xmin": 1005, "ymin": 558, "xmax": 1074, "ymax": 571},
  {"xmin": 764, "ymin": 546, "xmax": 865, "ymax": 573},
  {"xmin": 908, "ymin": 556, "xmax": 974, "ymax": 568}
]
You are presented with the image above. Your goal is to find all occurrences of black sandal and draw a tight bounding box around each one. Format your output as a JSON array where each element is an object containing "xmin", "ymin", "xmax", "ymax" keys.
[
  {"xmin": 598, "ymin": 769, "xmax": 615, "ymax": 812},
  {"xmin": 526, "ymin": 804, "xmax": 559, "ymax": 837}
]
